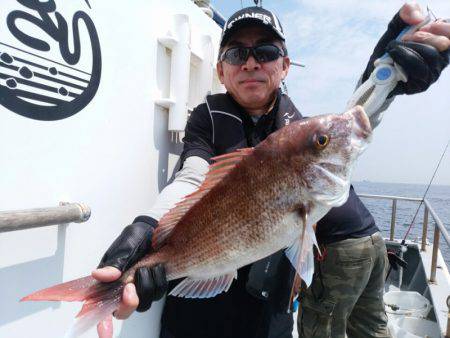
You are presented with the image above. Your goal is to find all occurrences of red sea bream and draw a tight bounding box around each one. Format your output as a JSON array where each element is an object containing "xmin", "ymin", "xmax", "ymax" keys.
[{"xmin": 22, "ymin": 106, "xmax": 372, "ymax": 337}]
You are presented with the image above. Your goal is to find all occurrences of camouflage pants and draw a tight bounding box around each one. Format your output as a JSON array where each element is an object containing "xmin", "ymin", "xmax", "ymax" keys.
[{"xmin": 297, "ymin": 232, "xmax": 391, "ymax": 338}]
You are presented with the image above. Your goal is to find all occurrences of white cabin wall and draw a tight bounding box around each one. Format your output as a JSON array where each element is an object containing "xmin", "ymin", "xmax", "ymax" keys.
[{"xmin": 0, "ymin": 0, "xmax": 223, "ymax": 337}]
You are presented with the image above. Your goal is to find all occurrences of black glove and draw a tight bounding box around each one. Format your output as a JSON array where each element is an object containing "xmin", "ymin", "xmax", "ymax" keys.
[
  {"xmin": 362, "ymin": 12, "xmax": 449, "ymax": 96},
  {"xmin": 98, "ymin": 215, "xmax": 168, "ymax": 312}
]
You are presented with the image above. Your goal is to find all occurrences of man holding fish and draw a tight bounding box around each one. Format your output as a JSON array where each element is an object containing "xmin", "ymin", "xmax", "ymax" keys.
[
  {"xmin": 93, "ymin": 3, "xmax": 449, "ymax": 338},
  {"xmin": 23, "ymin": 2, "xmax": 449, "ymax": 338}
]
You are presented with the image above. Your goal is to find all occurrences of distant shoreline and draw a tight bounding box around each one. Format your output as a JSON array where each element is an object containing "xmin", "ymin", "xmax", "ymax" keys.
[{"xmin": 353, "ymin": 180, "xmax": 450, "ymax": 188}]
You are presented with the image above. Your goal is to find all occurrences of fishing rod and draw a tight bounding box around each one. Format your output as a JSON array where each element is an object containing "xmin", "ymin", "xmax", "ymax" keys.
[{"xmin": 400, "ymin": 139, "xmax": 450, "ymax": 245}]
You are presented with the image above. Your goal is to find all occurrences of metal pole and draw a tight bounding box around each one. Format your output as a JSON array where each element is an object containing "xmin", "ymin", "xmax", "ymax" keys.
[
  {"xmin": 421, "ymin": 206, "xmax": 429, "ymax": 251},
  {"xmin": 430, "ymin": 225, "xmax": 440, "ymax": 283},
  {"xmin": 447, "ymin": 320, "xmax": 450, "ymax": 338},
  {"xmin": 424, "ymin": 199, "xmax": 450, "ymax": 246},
  {"xmin": 446, "ymin": 296, "xmax": 450, "ymax": 338},
  {"xmin": 0, "ymin": 203, "xmax": 91, "ymax": 233},
  {"xmin": 358, "ymin": 193, "xmax": 422, "ymax": 202},
  {"xmin": 390, "ymin": 199, "xmax": 397, "ymax": 241}
]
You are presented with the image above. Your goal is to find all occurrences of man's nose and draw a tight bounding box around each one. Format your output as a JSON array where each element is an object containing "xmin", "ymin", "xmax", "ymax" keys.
[{"xmin": 241, "ymin": 54, "xmax": 261, "ymax": 71}]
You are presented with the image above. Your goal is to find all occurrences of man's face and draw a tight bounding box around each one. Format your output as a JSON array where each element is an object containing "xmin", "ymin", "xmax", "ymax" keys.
[{"xmin": 217, "ymin": 26, "xmax": 290, "ymax": 112}]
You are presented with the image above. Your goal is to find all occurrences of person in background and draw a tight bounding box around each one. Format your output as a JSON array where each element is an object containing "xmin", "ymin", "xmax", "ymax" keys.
[{"xmin": 92, "ymin": 3, "xmax": 449, "ymax": 338}]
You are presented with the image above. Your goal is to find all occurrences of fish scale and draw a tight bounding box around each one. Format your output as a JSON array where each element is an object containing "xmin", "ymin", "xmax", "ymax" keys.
[{"xmin": 161, "ymin": 149, "xmax": 314, "ymax": 280}]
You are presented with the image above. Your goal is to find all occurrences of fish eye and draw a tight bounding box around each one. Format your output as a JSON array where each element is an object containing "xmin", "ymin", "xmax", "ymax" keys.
[{"xmin": 315, "ymin": 134, "xmax": 329, "ymax": 149}]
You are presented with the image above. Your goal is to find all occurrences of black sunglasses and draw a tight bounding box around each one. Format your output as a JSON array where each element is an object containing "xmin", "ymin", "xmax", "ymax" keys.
[{"xmin": 220, "ymin": 44, "xmax": 285, "ymax": 65}]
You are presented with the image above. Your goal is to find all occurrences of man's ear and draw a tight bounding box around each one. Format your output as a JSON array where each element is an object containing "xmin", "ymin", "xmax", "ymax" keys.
[
  {"xmin": 282, "ymin": 56, "xmax": 290, "ymax": 79},
  {"xmin": 216, "ymin": 62, "xmax": 225, "ymax": 84}
]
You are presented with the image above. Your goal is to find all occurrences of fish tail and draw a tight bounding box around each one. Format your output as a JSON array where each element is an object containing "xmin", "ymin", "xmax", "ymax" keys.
[{"xmin": 21, "ymin": 276, "xmax": 124, "ymax": 337}]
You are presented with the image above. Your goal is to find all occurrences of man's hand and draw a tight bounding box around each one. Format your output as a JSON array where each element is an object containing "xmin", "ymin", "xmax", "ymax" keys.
[
  {"xmin": 92, "ymin": 266, "xmax": 140, "ymax": 319},
  {"xmin": 362, "ymin": 2, "xmax": 449, "ymax": 96},
  {"xmin": 401, "ymin": 4, "xmax": 450, "ymax": 52},
  {"xmin": 92, "ymin": 216, "xmax": 168, "ymax": 320}
]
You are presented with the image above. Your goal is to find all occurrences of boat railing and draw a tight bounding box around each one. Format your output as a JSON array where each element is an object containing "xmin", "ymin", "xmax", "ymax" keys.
[
  {"xmin": 0, "ymin": 202, "xmax": 91, "ymax": 233},
  {"xmin": 358, "ymin": 194, "xmax": 450, "ymax": 282},
  {"xmin": 359, "ymin": 193, "xmax": 450, "ymax": 338}
]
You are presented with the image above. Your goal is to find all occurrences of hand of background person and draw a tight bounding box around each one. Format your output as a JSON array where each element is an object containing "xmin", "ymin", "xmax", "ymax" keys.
[
  {"xmin": 91, "ymin": 216, "xmax": 168, "ymax": 336},
  {"xmin": 362, "ymin": 2, "xmax": 449, "ymax": 96}
]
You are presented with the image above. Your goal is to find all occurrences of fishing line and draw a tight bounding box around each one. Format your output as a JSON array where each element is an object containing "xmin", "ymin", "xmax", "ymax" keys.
[{"xmin": 400, "ymin": 138, "xmax": 450, "ymax": 245}]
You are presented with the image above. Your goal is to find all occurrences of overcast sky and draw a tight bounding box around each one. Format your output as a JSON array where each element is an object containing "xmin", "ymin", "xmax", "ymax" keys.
[{"xmin": 211, "ymin": 0, "xmax": 450, "ymax": 186}]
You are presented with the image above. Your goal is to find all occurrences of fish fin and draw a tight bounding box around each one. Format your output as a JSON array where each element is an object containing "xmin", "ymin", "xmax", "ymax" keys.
[
  {"xmin": 65, "ymin": 283, "xmax": 122, "ymax": 338},
  {"xmin": 210, "ymin": 147, "xmax": 253, "ymax": 162},
  {"xmin": 169, "ymin": 271, "xmax": 237, "ymax": 298},
  {"xmin": 284, "ymin": 211, "xmax": 316, "ymax": 287},
  {"xmin": 285, "ymin": 240, "xmax": 315, "ymax": 287},
  {"xmin": 22, "ymin": 276, "xmax": 123, "ymax": 338},
  {"xmin": 21, "ymin": 276, "xmax": 100, "ymax": 302},
  {"xmin": 153, "ymin": 148, "xmax": 254, "ymax": 249},
  {"xmin": 288, "ymin": 272, "xmax": 302, "ymax": 312}
]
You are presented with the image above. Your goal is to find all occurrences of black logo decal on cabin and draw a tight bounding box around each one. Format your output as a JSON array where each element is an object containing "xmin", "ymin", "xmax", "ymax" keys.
[{"xmin": 0, "ymin": 0, "xmax": 101, "ymax": 121}]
